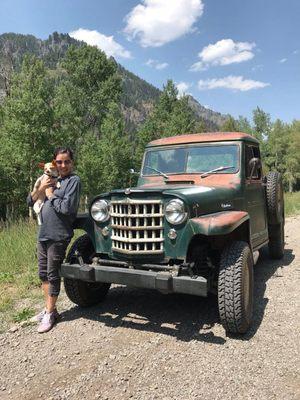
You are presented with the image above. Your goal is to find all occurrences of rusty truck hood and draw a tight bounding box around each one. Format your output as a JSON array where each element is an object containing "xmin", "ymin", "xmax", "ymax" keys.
[{"xmin": 102, "ymin": 173, "xmax": 241, "ymax": 217}]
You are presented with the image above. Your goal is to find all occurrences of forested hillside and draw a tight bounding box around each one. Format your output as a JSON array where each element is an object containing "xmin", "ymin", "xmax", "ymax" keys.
[
  {"xmin": 0, "ymin": 32, "xmax": 227, "ymax": 131},
  {"xmin": 0, "ymin": 33, "xmax": 299, "ymax": 221}
]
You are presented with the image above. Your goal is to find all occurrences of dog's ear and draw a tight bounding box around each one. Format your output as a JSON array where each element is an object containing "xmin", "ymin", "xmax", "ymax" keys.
[
  {"xmin": 38, "ymin": 162, "xmax": 45, "ymax": 169},
  {"xmin": 51, "ymin": 160, "xmax": 57, "ymax": 168}
]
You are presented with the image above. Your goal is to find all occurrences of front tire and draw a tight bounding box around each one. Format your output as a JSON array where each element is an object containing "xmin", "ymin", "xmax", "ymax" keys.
[
  {"xmin": 218, "ymin": 241, "xmax": 253, "ymax": 334},
  {"xmin": 64, "ymin": 234, "xmax": 110, "ymax": 307}
]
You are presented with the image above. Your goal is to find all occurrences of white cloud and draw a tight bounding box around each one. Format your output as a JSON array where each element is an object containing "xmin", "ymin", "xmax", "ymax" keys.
[
  {"xmin": 124, "ymin": 0, "xmax": 204, "ymax": 47},
  {"xmin": 293, "ymin": 50, "xmax": 299, "ymax": 55},
  {"xmin": 197, "ymin": 76, "xmax": 270, "ymax": 92},
  {"xmin": 279, "ymin": 58, "xmax": 287, "ymax": 63},
  {"xmin": 176, "ymin": 81, "xmax": 191, "ymax": 96},
  {"xmin": 190, "ymin": 39, "xmax": 256, "ymax": 71},
  {"xmin": 146, "ymin": 59, "xmax": 168, "ymax": 70},
  {"xmin": 251, "ymin": 64, "xmax": 263, "ymax": 72},
  {"xmin": 156, "ymin": 63, "xmax": 168, "ymax": 70},
  {"xmin": 69, "ymin": 28, "xmax": 131, "ymax": 59}
]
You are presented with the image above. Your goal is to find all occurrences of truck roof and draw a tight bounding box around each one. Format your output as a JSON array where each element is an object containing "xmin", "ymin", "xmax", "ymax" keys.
[{"xmin": 147, "ymin": 132, "xmax": 259, "ymax": 147}]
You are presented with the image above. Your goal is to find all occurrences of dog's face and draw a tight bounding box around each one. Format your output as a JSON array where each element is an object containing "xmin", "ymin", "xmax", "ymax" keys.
[{"xmin": 43, "ymin": 162, "xmax": 59, "ymax": 178}]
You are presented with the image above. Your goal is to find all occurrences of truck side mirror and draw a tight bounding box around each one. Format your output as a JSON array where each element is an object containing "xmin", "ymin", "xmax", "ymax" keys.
[
  {"xmin": 248, "ymin": 157, "xmax": 262, "ymax": 180},
  {"xmin": 129, "ymin": 168, "xmax": 140, "ymax": 175}
]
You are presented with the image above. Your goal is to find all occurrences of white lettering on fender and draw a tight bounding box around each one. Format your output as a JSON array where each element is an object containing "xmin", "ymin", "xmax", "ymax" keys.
[{"xmin": 221, "ymin": 203, "xmax": 232, "ymax": 209}]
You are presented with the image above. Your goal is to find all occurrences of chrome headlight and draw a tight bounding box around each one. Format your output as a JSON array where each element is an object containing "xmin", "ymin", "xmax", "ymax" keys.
[
  {"xmin": 165, "ymin": 199, "xmax": 187, "ymax": 225},
  {"xmin": 91, "ymin": 199, "xmax": 110, "ymax": 222}
]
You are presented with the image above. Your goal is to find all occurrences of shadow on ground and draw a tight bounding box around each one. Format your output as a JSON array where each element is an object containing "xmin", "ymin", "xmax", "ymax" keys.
[{"xmin": 60, "ymin": 247, "xmax": 294, "ymax": 344}]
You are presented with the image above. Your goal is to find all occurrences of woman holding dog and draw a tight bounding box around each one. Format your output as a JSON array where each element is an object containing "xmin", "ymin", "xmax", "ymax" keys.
[{"xmin": 27, "ymin": 147, "xmax": 81, "ymax": 333}]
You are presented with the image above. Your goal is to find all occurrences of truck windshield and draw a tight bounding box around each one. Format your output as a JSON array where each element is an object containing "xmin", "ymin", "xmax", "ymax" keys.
[{"xmin": 142, "ymin": 144, "xmax": 239, "ymax": 175}]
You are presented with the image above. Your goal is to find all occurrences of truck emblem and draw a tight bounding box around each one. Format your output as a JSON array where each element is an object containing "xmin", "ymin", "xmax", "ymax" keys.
[
  {"xmin": 221, "ymin": 203, "xmax": 232, "ymax": 208},
  {"xmin": 125, "ymin": 188, "xmax": 131, "ymax": 195}
]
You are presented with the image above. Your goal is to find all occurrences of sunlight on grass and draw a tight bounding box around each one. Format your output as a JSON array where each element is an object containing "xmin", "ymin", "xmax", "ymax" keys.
[
  {"xmin": 12, "ymin": 307, "xmax": 35, "ymax": 323},
  {"xmin": 285, "ymin": 192, "xmax": 300, "ymax": 217},
  {"xmin": 0, "ymin": 219, "xmax": 82, "ymax": 331}
]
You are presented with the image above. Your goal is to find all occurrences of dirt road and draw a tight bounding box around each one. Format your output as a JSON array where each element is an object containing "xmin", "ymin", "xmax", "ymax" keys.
[{"xmin": 0, "ymin": 216, "xmax": 299, "ymax": 400}]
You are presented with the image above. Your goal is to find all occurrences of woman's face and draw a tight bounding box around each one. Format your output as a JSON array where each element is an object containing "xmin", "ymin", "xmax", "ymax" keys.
[{"xmin": 55, "ymin": 152, "xmax": 73, "ymax": 178}]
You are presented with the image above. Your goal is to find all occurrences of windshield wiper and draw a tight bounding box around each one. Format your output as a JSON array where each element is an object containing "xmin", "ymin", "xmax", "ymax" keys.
[
  {"xmin": 144, "ymin": 165, "xmax": 169, "ymax": 180},
  {"xmin": 200, "ymin": 166, "xmax": 234, "ymax": 178}
]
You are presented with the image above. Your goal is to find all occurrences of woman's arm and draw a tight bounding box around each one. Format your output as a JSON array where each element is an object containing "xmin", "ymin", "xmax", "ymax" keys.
[
  {"xmin": 49, "ymin": 177, "xmax": 81, "ymax": 215},
  {"xmin": 27, "ymin": 176, "xmax": 55, "ymax": 205}
]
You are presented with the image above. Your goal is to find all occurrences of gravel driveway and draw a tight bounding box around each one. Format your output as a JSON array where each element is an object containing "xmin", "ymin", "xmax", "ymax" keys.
[{"xmin": 0, "ymin": 216, "xmax": 299, "ymax": 400}]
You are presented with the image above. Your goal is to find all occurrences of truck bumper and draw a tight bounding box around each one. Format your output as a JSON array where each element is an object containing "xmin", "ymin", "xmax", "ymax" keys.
[{"xmin": 60, "ymin": 263, "xmax": 207, "ymax": 297}]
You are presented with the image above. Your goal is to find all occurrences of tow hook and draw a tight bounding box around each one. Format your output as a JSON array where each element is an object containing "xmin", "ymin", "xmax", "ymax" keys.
[
  {"xmin": 184, "ymin": 262, "xmax": 198, "ymax": 279},
  {"xmin": 74, "ymin": 250, "xmax": 84, "ymax": 266}
]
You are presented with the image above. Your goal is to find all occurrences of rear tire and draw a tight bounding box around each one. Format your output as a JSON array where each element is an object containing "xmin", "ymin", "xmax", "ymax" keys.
[
  {"xmin": 218, "ymin": 241, "xmax": 253, "ymax": 334},
  {"xmin": 266, "ymin": 171, "xmax": 284, "ymax": 225},
  {"xmin": 64, "ymin": 234, "xmax": 110, "ymax": 307},
  {"xmin": 268, "ymin": 223, "xmax": 284, "ymax": 259},
  {"xmin": 266, "ymin": 172, "xmax": 285, "ymax": 260}
]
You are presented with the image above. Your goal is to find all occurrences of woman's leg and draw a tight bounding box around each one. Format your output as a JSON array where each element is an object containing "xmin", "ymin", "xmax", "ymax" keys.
[
  {"xmin": 37, "ymin": 241, "xmax": 49, "ymax": 307},
  {"xmin": 46, "ymin": 240, "xmax": 69, "ymax": 312}
]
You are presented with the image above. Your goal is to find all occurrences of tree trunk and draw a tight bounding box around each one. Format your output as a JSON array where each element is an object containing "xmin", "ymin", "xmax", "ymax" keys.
[
  {"xmin": 5, "ymin": 204, "xmax": 10, "ymax": 222},
  {"xmin": 29, "ymin": 164, "xmax": 34, "ymax": 220},
  {"xmin": 29, "ymin": 206, "xmax": 33, "ymax": 219},
  {"xmin": 84, "ymin": 195, "xmax": 88, "ymax": 213},
  {"xmin": 6, "ymin": 203, "xmax": 13, "ymax": 222},
  {"xmin": 289, "ymin": 180, "xmax": 293, "ymax": 193}
]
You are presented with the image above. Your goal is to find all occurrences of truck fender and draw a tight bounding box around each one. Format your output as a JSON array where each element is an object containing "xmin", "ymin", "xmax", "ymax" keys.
[
  {"xmin": 72, "ymin": 213, "xmax": 95, "ymax": 246},
  {"xmin": 189, "ymin": 211, "xmax": 249, "ymax": 236}
]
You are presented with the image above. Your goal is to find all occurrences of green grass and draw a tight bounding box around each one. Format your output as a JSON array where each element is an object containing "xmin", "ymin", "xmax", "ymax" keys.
[
  {"xmin": 0, "ymin": 220, "xmax": 38, "ymax": 284},
  {"xmin": 12, "ymin": 307, "xmax": 35, "ymax": 323},
  {"xmin": 285, "ymin": 191, "xmax": 300, "ymax": 217},
  {"xmin": 0, "ymin": 220, "xmax": 40, "ymax": 331},
  {"xmin": 0, "ymin": 219, "xmax": 81, "ymax": 332}
]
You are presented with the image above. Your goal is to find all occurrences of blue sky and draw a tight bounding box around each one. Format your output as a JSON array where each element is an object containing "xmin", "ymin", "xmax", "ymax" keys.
[{"xmin": 1, "ymin": 0, "xmax": 299, "ymax": 123}]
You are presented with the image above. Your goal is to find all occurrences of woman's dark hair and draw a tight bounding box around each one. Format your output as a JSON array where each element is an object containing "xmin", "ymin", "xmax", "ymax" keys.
[{"xmin": 53, "ymin": 147, "xmax": 74, "ymax": 160}]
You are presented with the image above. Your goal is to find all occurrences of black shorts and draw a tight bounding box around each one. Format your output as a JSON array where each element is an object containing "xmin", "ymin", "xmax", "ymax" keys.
[{"xmin": 37, "ymin": 240, "xmax": 69, "ymax": 296}]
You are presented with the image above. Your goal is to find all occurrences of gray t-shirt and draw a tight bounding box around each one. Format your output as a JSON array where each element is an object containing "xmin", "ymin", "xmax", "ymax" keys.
[{"xmin": 27, "ymin": 174, "xmax": 81, "ymax": 242}]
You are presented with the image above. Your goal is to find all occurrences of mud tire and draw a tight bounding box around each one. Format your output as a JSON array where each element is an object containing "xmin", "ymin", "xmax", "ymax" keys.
[
  {"xmin": 265, "ymin": 172, "xmax": 285, "ymax": 259},
  {"xmin": 64, "ymin": 234, "xmax": 110, "ymax": 307},
  {"xmin": 268, "ymin": 223, "xmax": 285, "ymax": 260},
  {"xmin": 218, "ymin": 241, "xmax": 253, "ymax": 334},
  {"xmin": 266, "ymin": 171, "xmax": 284, "ymax": 225}
]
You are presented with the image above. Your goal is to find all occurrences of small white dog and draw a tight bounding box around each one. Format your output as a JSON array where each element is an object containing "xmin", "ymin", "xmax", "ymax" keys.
[{"xmin": 32, "ymin": 162, "xmax": 59, "ymax": 225}]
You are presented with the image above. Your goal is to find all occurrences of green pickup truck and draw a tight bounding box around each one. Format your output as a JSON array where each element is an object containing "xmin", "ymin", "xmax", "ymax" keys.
[{"xmin": 60, "ymin": 132, "xmax": 285, "ymax": 334}]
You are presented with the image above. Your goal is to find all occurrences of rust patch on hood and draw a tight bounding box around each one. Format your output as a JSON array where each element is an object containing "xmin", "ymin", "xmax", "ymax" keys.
[
  {"xmin": 140, "ymin": 173, "xmax": 240, "ymax": 189},
  {"xmin": 148, "ymin": 132, "xmax": 258, "ymax": 147}
]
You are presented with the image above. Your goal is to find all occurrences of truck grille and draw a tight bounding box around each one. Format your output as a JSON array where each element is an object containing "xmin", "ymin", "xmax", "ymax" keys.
[{"xmin": 111, "ymin": 199, "xmax": 164, "ymax": 255}]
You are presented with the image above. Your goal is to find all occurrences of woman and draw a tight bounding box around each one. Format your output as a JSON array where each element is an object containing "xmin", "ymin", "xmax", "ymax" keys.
[{"xmin": 27, "ymin": 147, "xmax": 81, "ymax": 333}]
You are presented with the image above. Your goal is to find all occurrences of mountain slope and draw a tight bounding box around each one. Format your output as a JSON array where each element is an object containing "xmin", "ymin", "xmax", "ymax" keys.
[{"xmin": 0, "ymin": 32, "xmax": 228, "ymax": 131}]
